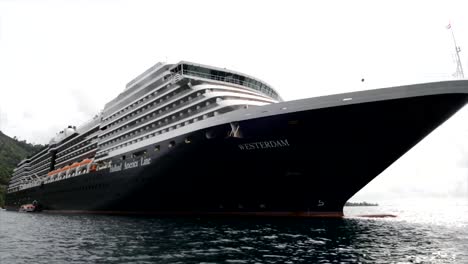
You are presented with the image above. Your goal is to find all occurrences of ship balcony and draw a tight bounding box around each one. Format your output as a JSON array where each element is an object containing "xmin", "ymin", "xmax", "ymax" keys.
[
  {"xmin": 98, "ymin": 99, "xmax": 220, "ymax": 151},
  {"xmin": 55, "ymin": 144, "xmax": 98, "ymax": 167},
  {"xmin": 99, "ymin": 90, "xmax": 205, "ymax": 143},
  {"xmin": 101, "ymin": 86, "xmax": 193, "ymax": 134},
  {"xmin": 102, "ymin": 74, "xmax": 188, "ymax": 125},
  {"xmin": 180, "ymin": 67, "xmax": 280, "ymax": 101}
]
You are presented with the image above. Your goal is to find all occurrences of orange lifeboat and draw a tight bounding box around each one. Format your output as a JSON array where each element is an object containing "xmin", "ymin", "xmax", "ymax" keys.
[
  {"xmin": 62, "ymin": 165, "xmax": 71, "ymax": 171},
  {"xmin": 70, "ymin": 162, "xmax": 80, "ymax": 169},
  {"xmin": 79, "ymin": 159, "xmax": 92, "ymax": 166},
  {"xmin": 47, "ymin": 170, "xmax": 57, "ymax": 176}
]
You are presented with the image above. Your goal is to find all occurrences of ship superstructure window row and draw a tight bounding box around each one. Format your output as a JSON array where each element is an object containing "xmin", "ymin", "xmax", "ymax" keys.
[
  {"xmin": 103, "ymin": 70, "xmax": 177, "ymax": 120},
  {"xmin": 25, "ymin": 155, "xmax": 51, "ymax": 178},
  {"xmin": 56, "ymin": 125, "xmax": 97, "ymax": 145},
  {"xmin": 96, "ymin": 94, "xmax": 270, "ymax": 157},
  {"xmin": 29, "ymin": 155, "xmax": 51, "ymax": 167},
  {"xmin": 99, "ymin": 87, "xmax": 273, "ymax": 147},
  {"xmin": 56, "ymin": 142, "xmax": 97, "ymax": 163},
  {"xmin": 54, "ymin": 148, "xmax": 97, "ymax": 169},
  {"xmin": 12, "ymin": 166, "xmax": 29, "ymax": 176},
  {"xmin": 11, "ymin": 166, "xmax": 29, "ymax": 176},
  {"xmin": 99, "ymin": 88, "xmax": 204, "ymax": 141},
  {"xmin": 106, "ymin": 63, "xmax": 170, "ymax": 109},
  {"xmin": 98, "ymin": 96, "xmax": 220, "ymax": 149},
  {"xmin": 28, "ymin": 151, "xmax": 50, "ymax": 166},
  {"xmin": 102, "ymin": 77, "xmax": 189, "ymax": 127},
  {"xmin": 27, "ymin": 146, "xmax": 49, "ymax": 161},
  {"xmin": 101, "ymin": 84, "xmax": 188, "ymax": 131},
  {"xmin": 125, "ymin": 62, "xmax": 166, "ymax": 92},
  {"xmin": 55, "ymin": 143, "xmax": 98, "ymax": 166},
  {"xmin": 96, "ymin": 104, "xmax": 242, "ymax": 156},
  {"xmin": 28, "ymin": 160, "xmax": 51, "ymax": 174},
  {"xmin": 102, "ymin": 77, "xmax": 274, "ymax": 128},
  {"xmin": 55, "ymin": 128, "xmax": 99, "ymax": 154},
  {"xmin": 56, "ymin": 133, "xmax": 98, "ymax": 159}
]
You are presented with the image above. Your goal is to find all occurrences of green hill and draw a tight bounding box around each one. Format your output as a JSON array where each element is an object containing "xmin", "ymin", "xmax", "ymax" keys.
[{"xmin": 0, "ymin": 131, "xmax": 44, "ymax": 207}]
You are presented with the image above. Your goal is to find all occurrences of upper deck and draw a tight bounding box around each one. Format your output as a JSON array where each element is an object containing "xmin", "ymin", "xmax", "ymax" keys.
[
  {"xmin": 174, "ymin": 61, "xmax": 281, "ymax": 101},
  {"xmin": 102, "ymin": 61, "xmax": 281, "ymax": 117}
]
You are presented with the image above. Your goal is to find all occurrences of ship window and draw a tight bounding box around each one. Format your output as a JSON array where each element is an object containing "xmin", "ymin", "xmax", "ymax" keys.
[
  {"xmin": 132, "ymin": 150, "xmax": 146, "ymax": 158},
  {"xmin": 121, "ymin": 155, "xmax": 126, "ymax": 160},
  {"xmin": 154, "ymin": 145, "xmax": 160, "ymax": 151},
  {"xmin": 168, "ymin": 141, "xmax": 175, "ymax": 148}
]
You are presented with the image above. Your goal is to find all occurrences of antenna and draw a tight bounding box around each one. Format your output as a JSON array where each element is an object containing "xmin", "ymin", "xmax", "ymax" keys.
[{"xmin": 447, "ymin": 22, "xmax": 464, "ymax": 79}]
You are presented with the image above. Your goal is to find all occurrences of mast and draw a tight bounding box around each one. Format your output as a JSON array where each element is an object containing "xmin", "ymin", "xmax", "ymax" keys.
[{"xmin": 447, "ymin": 22, "xmax": 464, "ymax": 79}]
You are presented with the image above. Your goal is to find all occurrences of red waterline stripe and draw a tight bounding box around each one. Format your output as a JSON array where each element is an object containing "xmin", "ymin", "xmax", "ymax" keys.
[
  {"xmin": 41, "ymin": 210, "xmax": 345, "ymax": 218},
  {"xmin": 352, "ymin": 214, "xmax": 397, "ymax": 218}
]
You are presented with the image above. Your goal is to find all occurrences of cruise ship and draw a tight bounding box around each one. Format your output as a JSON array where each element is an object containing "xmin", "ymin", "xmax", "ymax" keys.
[{"xmin": 5, "ymin": 61, "xmax": 468, "ymax": 216}]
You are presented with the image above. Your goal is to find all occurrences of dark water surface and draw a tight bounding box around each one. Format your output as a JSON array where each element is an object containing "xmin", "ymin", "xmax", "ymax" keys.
[{"xmin": 1, "ymin": 200, "xmax": 467, "ymax": 263}]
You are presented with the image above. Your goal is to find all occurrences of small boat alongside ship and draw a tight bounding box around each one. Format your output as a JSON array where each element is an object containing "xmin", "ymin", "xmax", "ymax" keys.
[{"xmin": 19, "ymin": 204, "xmax": 36, "ymax": 213}]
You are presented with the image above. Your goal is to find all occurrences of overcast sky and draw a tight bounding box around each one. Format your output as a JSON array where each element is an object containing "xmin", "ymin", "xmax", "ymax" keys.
[{"xmin": 0, "ymin": 0, "xmax": 467, "ymax": 201}]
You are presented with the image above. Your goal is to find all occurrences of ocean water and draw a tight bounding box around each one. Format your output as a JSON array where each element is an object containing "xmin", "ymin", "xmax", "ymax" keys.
[{"xmin": 0, "ymin": 199, "xmax": 467, "ymax": 264}]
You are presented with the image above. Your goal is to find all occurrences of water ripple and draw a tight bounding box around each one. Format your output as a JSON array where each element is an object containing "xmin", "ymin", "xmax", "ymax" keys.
[{"xmin": 1, "ymin": 206, "xmax": 467, "ymax": 263}]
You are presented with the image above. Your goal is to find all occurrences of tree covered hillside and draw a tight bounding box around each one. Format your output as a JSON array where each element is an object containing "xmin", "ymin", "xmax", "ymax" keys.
[{"xmin": 0, "ymin": 131, "xmax": 44, "ymax": 207}]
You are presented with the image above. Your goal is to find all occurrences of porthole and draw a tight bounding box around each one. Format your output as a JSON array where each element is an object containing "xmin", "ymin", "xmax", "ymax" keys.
[
  {"xmin": 205, "ymin": 130, "xmax": 215, "ymax": 139},
  {"xmin": 168, "ymin": 141, "xmax": 175, "ymax": 148},
  {"xmin": 154, "ymin": 145, "xmax": 160, "ymax": 151}
]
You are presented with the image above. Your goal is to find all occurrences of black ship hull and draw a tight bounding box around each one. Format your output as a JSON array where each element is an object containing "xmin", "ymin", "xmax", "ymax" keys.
[{"xmin": 6, "ymin": 84, "xmax": 468, "ymax": 216}]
